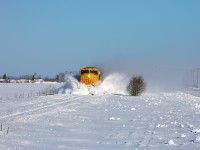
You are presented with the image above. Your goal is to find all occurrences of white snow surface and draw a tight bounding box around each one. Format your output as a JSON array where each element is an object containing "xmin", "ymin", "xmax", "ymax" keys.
[{"xmin": 0, "ymin": 82, "xmax": 200, "ymax": 149}]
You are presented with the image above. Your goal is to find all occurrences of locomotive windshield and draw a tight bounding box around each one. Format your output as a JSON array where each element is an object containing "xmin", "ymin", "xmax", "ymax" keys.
[
  {"xmin": 81, "ymin": 70, "xmax": 89, "ymax": 74},
  {"xmin": 90, "ymin": 70, "xmax": 98, "ymax": 75}
]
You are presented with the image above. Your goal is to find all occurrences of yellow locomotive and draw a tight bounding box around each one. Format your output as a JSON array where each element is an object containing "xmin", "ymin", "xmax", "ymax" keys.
[{"xmin": 80, "ymin": 67, "xmax": 101, "ymax": 86}]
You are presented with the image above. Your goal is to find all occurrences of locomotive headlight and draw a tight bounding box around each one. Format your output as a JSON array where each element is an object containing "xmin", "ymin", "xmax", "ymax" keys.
[{"xmin": 88, "ymin": 74, "xmax": 91, "ymax": 78}]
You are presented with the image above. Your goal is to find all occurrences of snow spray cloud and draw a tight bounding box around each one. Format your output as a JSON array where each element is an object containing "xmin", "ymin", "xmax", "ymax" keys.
[
  {"xmin": 57, "ymin": 73, "xmax": 129, "ymax": 95},
  {"xmin": 57, "ymin": 75, "xmax": 89, "ymax": 95},
  {"xmin": 93, "ymin": 73, "xmax": 129, "ymax": 95},
  {"xmin": 93, "ymin": 58, "xmax": 186, "ymax": 92}
]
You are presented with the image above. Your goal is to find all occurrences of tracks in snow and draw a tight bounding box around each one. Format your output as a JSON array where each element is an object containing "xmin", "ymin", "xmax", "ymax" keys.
[
  {"xmin": 135, "ymin": 117, "xmax": 159, "ymax": 149},
  {"xmin": 0, "ymin": 95, "xmax": 86, "ymax": 122}
]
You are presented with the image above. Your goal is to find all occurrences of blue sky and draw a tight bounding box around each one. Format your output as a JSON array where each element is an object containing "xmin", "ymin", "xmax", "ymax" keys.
[{"xmin": 0, "ymin": 0, "xmax": 200, "ymax": 77}]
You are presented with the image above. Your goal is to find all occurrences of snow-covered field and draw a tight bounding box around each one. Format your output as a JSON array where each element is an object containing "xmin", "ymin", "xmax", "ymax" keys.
[{"xmin": 0, "ymin": 81, "xmax": 200, "ymax": 149}]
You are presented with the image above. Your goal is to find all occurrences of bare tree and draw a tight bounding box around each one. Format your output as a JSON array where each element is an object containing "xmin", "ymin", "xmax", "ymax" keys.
[
  {"xmin": 127, "ymin": 75, "xmax": 146, "ymax": 96},
  {"xmin": 31, "ymin": 75, "xmax": 35, "ymax": 82},
  {"xmin": 56, "ymin": 73, "xmax": 65, "ymax": 82},
  {"xmin": 3, "ymin": 74, "xmax": 7, "ymax": 80}
]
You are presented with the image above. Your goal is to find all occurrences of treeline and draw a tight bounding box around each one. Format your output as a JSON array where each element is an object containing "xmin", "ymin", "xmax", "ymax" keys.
[{"xmin": 0, "ymin": 72, "xmax": 66, "ymax": 83}]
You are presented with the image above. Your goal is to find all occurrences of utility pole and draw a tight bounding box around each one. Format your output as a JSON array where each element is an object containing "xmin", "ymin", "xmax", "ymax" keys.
[
  {"xmin": 197, "ymin": 68, "xmax": 200, "ymax": 88},
  {"xmin": 192, "ymin": 69, "xmax": 195, "ymax": 87}
]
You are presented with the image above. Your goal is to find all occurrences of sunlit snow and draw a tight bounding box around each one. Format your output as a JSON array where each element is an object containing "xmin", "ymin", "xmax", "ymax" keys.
[{"xmin": 0, "ymin": 75, "xmax": 200, "ymax": 150}]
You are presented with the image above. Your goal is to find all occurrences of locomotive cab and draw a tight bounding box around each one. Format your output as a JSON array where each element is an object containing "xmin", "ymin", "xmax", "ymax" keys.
[{"xmin": 80, "ymin": 67, "xmax": 101, "ymax": 86}]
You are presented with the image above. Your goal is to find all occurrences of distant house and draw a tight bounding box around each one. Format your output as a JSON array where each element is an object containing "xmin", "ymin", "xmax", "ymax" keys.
[
  {"xmin": 16, "ymin": 79, "xmax": 30, "ymax": 83},
  {"xmin": 10, "ymin": 80, "xmax": 17, "ymax": 83},
  {"xmin": 0, "ymin": 79, "xmax": 11, "ymax": 83},
  {"xmin": 34, "ymin": 79, "xmax": 44, "ymax": 83},
  {"xmin": 0, "ymin": 79, "xmax": 5, "ymax": 83}
]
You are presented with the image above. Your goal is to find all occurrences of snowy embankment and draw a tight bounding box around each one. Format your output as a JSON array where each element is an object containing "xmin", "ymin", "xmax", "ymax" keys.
[
  {"xmin": 0, "ymin": 83, "xmax": 62, "ymax": 100},
  {"xmin": 0, "ymin": 77, "xmax": 200, "ymax": 149}
]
